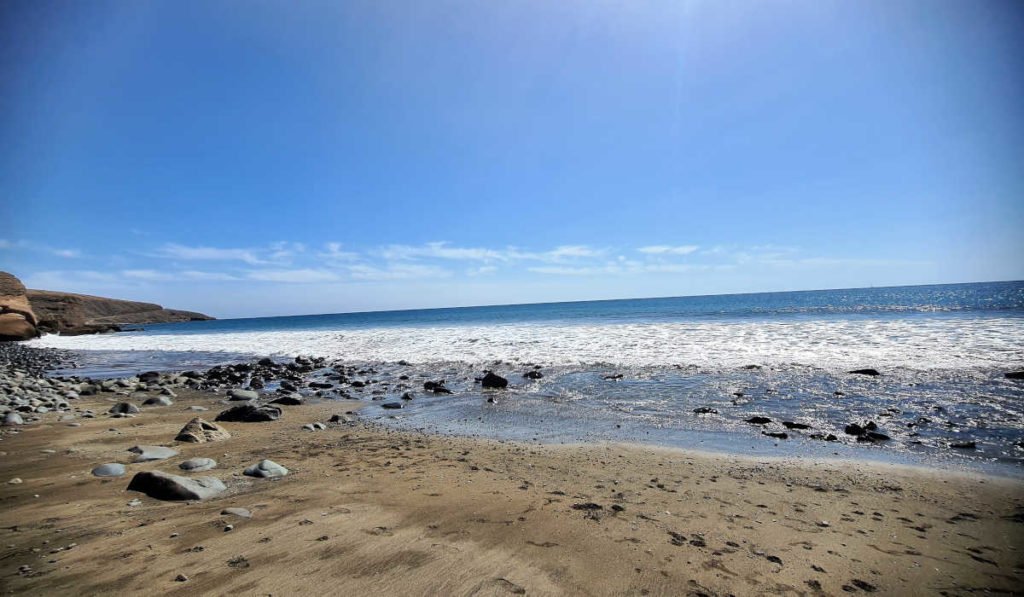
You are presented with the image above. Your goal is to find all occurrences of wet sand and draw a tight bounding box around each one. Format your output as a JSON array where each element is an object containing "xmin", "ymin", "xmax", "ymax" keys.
[{"xmin": 1, "ymin": 390, "xmax": 1022, "ymax": 595}]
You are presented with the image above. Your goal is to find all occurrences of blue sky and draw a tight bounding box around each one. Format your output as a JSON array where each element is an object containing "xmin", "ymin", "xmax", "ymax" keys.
[{"xmin": 1, "ymin": 0, "xmax": 1022, "ymax": 318}]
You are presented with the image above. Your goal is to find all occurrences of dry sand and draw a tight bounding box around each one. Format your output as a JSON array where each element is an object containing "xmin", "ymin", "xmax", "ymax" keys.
[{"xmin": 1, "ymin": 390, "xmax": 1022, "ymax": 596}]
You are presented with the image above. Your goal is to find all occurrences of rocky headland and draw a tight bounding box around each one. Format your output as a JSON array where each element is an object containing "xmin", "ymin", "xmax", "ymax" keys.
[{"xmin": 0, "ymin": 271, "xmax": 213, "ymax": 339}]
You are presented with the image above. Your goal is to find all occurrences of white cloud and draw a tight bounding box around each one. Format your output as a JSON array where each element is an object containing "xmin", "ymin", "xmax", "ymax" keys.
[
  {"xmin": 121, "ymin": 269, "xmax": 174, "ymax": 281},
  {"xmin": 467, "ymin": 265, "xmax": 498, "ymax": 277},
  {"xmin": 50, "ymin": 248, "xmax": 82, "ymax": 258},
  {"xmin": 319, "ymin": 242, "xmax": 361, "ymax": 262},
  {"xmin": 181, "ymin": 270, "xmax": 240, "ymax": 281},
  {"xmin": 155, "ymin": 243, "xmax": 267, "ymax": 265},
  {"xmin": 637, "ymin": 245, "xmax": 699, "ymax": 255},
  {"xmin": 247, "ymin": 269, "xmax": 340, "ymax": 283},
  {"xmin": 348, "ymin": 263, "xmax": 451, "ymax": 281},
  {"xmin": 379, "ymin": 242, "xmax": 507, "ymax": 262}
]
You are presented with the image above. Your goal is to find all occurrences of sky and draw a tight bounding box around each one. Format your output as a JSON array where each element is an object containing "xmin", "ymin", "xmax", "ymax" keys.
[{"xmin": 1, "ymin": 0, "xmax": 1022, "ymax": 318}]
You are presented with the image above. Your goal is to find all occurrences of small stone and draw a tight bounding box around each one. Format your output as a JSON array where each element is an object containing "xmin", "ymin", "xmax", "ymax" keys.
[
  {"xmin": 128, "ymin": 445, "xmax": 179, "ymax": 462},
  {"xmin": 175, "ymin": 574, "xmax": 189, "ymax": 582},
  {"xmin": 8, "ymin": 478, "xmax": 23, "ymax": 484},
  {"xmin": 179, "ymin": 458, "xmax": 217, "ymax": 472},
  {"xmin": 243, "ymin": 459, "xmax": 288, "ymax": 478},
  {"xmin": 92, "ymin": 463, "xmax": 127, "ymax": 478},
  {"xmin": 221, "ymin": 507, "xmax": 252, "ymax": 518}
]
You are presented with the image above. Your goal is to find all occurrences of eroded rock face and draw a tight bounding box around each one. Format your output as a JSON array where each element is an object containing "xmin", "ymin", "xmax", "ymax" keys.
[
  {"xmin": 126, "ymin": 471, "xmax": 226, "ymax": 501},
  {"xmin": 0, "ymin": 272, "xmax": 38, "ymax": 341},
  {"xmin": 175, "ymin": 417, "xmax": 231, "ymax": 443}
]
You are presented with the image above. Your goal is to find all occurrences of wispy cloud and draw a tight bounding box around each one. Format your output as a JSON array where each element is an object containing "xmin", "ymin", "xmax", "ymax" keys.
[
  {"xmin": 155, "ymin": 243, "xmax": 268, "ymax": 265},
  {"xmin": 637, "ymin": 245, "xmax": 699, "ymax": 255},
  {"xmin": 318, "ymin": 242, "xmax": 361, "ymax": 263},
  {"xmin": 0, "ymin": 239, "xmax": 82, "ymax": 259},
  {"xmin": 247, "ymin": 269, "xmax": 340, "ymax": 283},
  {"xmin": 347, "ymin": 263, "xmax": 451, "ymax": 281}
]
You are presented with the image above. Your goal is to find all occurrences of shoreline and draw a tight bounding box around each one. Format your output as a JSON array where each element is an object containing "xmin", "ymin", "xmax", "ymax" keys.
[{"xmin": 1, "ymin": 346, "xmax": 1023, "ymax": 595}]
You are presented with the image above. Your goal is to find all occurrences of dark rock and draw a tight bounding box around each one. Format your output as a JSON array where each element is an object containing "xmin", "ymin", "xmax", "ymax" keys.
[
  {"xmin": 849, "ymin": 368, "xmax": 880, "ymax": 376},
  {"xmin": 269, "ymin": 394, "xmax": 304, "ymax": 406},
  {"xmin": 810, "ymin": 433, "xmax": 839, "ymax": 441},
  {"xmin": 400, "ymin": 392, "xmax": 414, "ymax": 401},
  {"xmin": 523, "ymin": 370, "xmax": 544, "ymax": 380},
  {"xmin": 215, "ymin": 404, "xmax": 282, "ymax": 423},
  {"xmin": 109, "ymin": 402, "xmax": 140, "ymax": 415},
  {"xmin": 257, "ymin": 357, "xmax": 274, "ymax": 366},
  {"xmin": 481, "ymin": 372, "xmax": 508, "ymax": 389},
  {"xmin": 127, "ymin": 471, "xmax": 226, "ymax": 501},
  {"xmin": 763, "ymin": 431, "xmax": 789, "ymax": 440},
  {"xmin": 571, "ymin": 503, "xmax": 603, "ymax": 510},
  {"xmin": 693, "ymin": 407, "xmax": 718, "ymax": 415},
  {"xmin": 142, "ymin": 396, "xmax": 173, "ymax": 406},
  {"xmin": 746, "ymin": 416, "xmax": 771, "ymax": 425},
  {"xmin": 424, "ymin": 381, "xmax": 452, "ymax": 394},
  {"xmin": 603, "ymin": 374, "xmax": 624, "ymax": 380},
  {"xmin": 1005, "ymin": 371, "xmax": 1024, "ymax": 380},
  {"xmin": 857, "ymin": 431, "xmax": 890, "ymax": 443},
  {"xmin": 782, "ymin": 421, "xmax": 810, "ymax": 430},
  {"xmin": 309, "ymin": 382, "xmax": 334, "ymax": 389},
  {"xmin": 844, "ymin": 423, "xmax": 866, "ymax": 436},
  {"xmin": 950, "ymin": 441, "xmax": 976, "ymax": 450},
  {"xmin": 381, "ymin": 402, "xmax": 403, "ymax": 410},
  {"xmin": 139, "ymin": 371, "xmax": 160, "ymax": 383}
]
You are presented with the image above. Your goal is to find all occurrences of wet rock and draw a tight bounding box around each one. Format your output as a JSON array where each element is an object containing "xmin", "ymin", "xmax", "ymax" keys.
[
  {"xmin": 400, "ymin": 392, "xmax": 414, "ymax": 400},
  {"xmin": 179, "ymin": 458, "xmax": 217, "ymax": 472},
  {"xmin": 269, "ymin": 394, "xmax": 303, "ymax": 406},
  {"xmin": 92, "ymin": 463, "xmax": 126, "ymax": 477},
  {"xmin": 763, "ymin": 431, "xmax": 789, "ymax": 440},
  {"xmin": 1005, "ymin": 371, "xmax": 1024, "ymax": 380},
  {"xmin": 481, "ymin": 370, "xmax": 509, "ymax": 389},
  {"xmin": 849, "ymin": 368, "xmax": 880, "ymax": 376},
  {"xmin": 127, "ymin": 471, "xmax": 226, "ymax": 501},
  {"xmin": 175, "ymin": 418, "xmax": 231, "ymax": 443},
  {"xmin": 108, "ymin": 402, "xmax": 140, "ymax": 415},
  {"xmin": 950, "ymin": 441, "xmax": 976, "ymax": 450},
  {"xmin": 523, "ymin": 370, "xmax": 543, "ymax": 380},
  {"xmin": 423, "ymin": 380, "xmax": 452, "ymax": 394},
  {"xmin": 693, "ymin": 407, "xmax": 718, "ymax": 415},
  {"xmin": 243, "ymin": 459, "xmax": 288, "ymax": 478},
  {"xmin": 128, "ymin": 445, "xmax": 179, "ymax": 462},
  {"xmin": 380, "ymin": 402, "xmax": 404, "ymax": 410},
  {"xmin": 328, "ymin": 414, "xmax": 354, "ymax": 424},
  {"xmin": 746, "ymin": 416, "xmax": 772, "ymax": 425},
  {"xmin": 810, "ymin": 433, "xmax": 839, "ymax": 441},
  {"xmin": 215, "ymin": 404, "xmax": 282, "ymax": 423},
  {"xmin": 603, "ymin": 374, "xmax": 624, "ymax": 380},
  {"xmin": 857, "ymin": 431, "xmax": 890, "ymax": 443},
  {"xmin": 783, "ymin": 421, "xmax": 811, "ymax": 430},
  {"xmin": 844, "ymin": 423, "xmax": 866, "ymax": 436}
]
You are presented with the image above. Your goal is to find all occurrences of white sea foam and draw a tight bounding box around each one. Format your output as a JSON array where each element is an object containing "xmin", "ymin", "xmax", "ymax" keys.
[{"xmin": 28, "ymin": 317, "xmax": 1024, "ymax": 371}]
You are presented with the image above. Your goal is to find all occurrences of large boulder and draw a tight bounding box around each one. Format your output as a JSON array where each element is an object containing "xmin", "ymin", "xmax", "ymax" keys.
[
  {"xmin": 215, "ymin": 404, "xmax": 282, "ymax": 423},
  {"xmin": 126, "ymin": 471, "xmax": 226, "ymax": 501},
  {"xmin": 0, "ymin": 272, "xmax": 38, "ymax": 341},
  {"xmin": 175, "ymin": 418, "xmax": 231, "ymax": 443},
  {"xmin": 481, "ymin": 372, "xmax": 508, "ymax": 389}
]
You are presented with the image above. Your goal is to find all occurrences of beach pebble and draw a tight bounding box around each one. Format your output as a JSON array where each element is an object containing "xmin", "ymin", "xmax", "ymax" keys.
[
  {"xmin": 175, "ymin": 574, "xmax": 189, "ymax": 582},
  {"xmin": 142, "ymin": 396, "xmax": 174, "ymax": 407},
  {"xmin": 243, "ymin": 459, "xmax": 289, "ymax": 478},
  {"xmin": 92, "ymin": 463, "xmax": 127, "ymax": 478},
  {"xmin": 227, "ymin": 388, "xmax": 259, "ymax": 401},
  {"xmin": 179, "ymin": 458, "xmax": 217, "ymax": 472},
  {"xmin": 3, "ymin": 412, "xmax": 24, "ymax": 426},
  {"xmin": 215, "ymin": 404, "xmax": 282, "ymax": 423},
  {"xmin": 175, "ymin": 418, "xmax": 230, "ymax": 443},
  {"xmin": 270, "ymin": 394, "xmax": 303, "ymax": 405},
  {"xmin": 128, "ymin": 445, "xmax": 179, "ymax": 462},
  {"xmin": 221, "ymin": 507, "xmax": 252, "ymax": 518},
  {"xmin": 127, "ymin": 471, "xmax": 227, "ymax": 501},
  {"xmin": 8, "ymin": 478, "xmax": 23, "ymax": 484},
  {"xmin": 108, "ymin": 402, "xmax": 140, "ymax": 415}
]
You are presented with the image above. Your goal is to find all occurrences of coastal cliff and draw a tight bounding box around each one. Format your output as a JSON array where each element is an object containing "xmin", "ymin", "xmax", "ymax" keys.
[{"xmin": 0, "ymin": 271, "xmax": 214, "ymax": 339}]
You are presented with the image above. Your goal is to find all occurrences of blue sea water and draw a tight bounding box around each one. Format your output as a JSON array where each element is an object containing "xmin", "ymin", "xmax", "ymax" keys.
[
  {"xmin": 134, "ymin": 280, "xmax": 1024, "ymax": 335},
  {"xmin": 35, "ymin": 281, "xmax": 1024, "ymax": 475}
]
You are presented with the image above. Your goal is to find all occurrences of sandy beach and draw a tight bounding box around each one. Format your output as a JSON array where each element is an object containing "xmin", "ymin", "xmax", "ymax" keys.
[{"xmin": 2, "ymin": 388, "xmax": 1021, "ymax": 596}]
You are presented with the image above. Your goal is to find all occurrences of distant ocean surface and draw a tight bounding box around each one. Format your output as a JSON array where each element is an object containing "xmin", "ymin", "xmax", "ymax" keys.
[{"xmin": 32, "ymin": 281, "xmax": 1024, "ymax": 474}]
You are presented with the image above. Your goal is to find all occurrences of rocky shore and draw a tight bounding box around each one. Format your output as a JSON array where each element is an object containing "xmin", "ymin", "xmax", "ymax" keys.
[{"xmin": 1, "ymin": 344, "xmax": 1022, "ymax": 595}]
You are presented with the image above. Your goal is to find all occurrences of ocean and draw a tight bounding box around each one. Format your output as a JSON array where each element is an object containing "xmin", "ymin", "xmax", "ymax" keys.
[{"xmin": 32, "ymin": 281, "xmax": 1024, "ymax": 474}]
